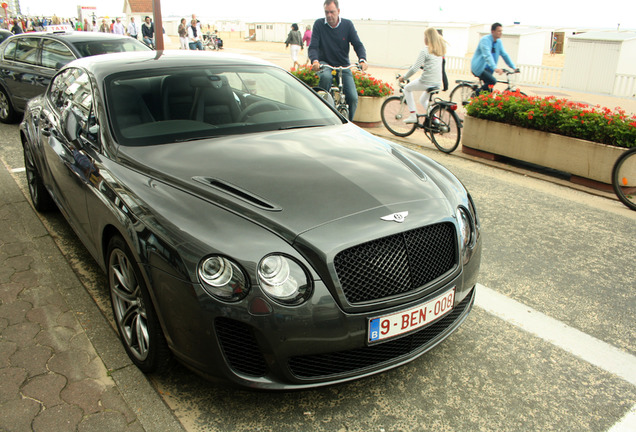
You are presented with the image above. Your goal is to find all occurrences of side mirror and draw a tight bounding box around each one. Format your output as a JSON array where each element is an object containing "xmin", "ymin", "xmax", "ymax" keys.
[{"xmin": 312, "ymin": 87, "xmax": 334, "ymax": 107}]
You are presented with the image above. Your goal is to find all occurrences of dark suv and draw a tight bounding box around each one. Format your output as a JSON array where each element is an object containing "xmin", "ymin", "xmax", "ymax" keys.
[{"xmin": 0, "ymin": 29, "xmax": 149, "ymax": 123}]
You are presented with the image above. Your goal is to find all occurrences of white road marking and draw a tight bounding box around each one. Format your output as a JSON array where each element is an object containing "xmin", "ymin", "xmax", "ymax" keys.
[
  {"xmin": 608, "ymin": 404, "xmax": 636, "ymax": 432},
  {"xmin": 10, "ymin": 167, "xmax": 25, "ymax": 173},
  {"xmin": 475, "ymin": 284, "xmax": 636, "ymax": 386}
]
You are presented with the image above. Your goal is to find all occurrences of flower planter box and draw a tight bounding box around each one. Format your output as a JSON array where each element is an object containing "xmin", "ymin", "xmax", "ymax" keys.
[
  {"xmin": 353, "ymin": 96, "xmax": 386, "ymax": 127},
  {"xmin": 461, "ymin": 115, "xmax": 627, "ymax": 186}
]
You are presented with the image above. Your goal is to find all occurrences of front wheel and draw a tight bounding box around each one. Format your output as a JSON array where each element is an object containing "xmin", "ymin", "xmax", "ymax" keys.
[
  {"xmin": 449, "ymin": 83, "xmax": 476, "ymax": 121},
  {"xmin": 108, "ymin": 235, "xmax": 174, "ymax": 373},
  {"xmin": 381, "ymin": 96, "xmax": 416, "ymax": 137},
  {"xmin": 612, "ymin": 147, "xmax": 636, "ymax": 211},
  {"xmin": 429, "ymin": 105, "xmax": 461, "ymax": 153},
  {"xmin": 337, "ymin": 105, "xmax": 349, "ymax": 120},
  {"xmin": 23, "ymin": 146, "xmax": 55, "ymax": 212},
  {"xmin": 0, "ymin": 87, "xmax": 16, "ymax": 124}
]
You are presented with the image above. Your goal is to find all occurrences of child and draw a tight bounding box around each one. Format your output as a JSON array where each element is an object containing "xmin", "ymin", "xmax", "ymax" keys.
[{"xmin": 399, "ymin": 27, "xmax": 447, "ymax": 123}]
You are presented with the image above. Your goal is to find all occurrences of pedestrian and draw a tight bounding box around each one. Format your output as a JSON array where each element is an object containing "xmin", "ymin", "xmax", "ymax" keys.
[
  {"xmin": 83, "ymin": 18, "xmax": 92, "ymax": 31},
  {"xmin": 92, "ymin": 20, "xmax": 98, "ymax": 32},
  {"xmin": 285, "ymin": 23, "xmax": 303, "ymax": 69},
  {"xmin": 187, "ymin": 19, "xmax": 203, "ymax": 50},
  {"xmin": 308, "ymin": 0, "xmax": 368, "ymax": 121},
  {"xmin": 99, "ymin": 19, "xmax": 110, "ymax": 33},
  {"xmin": 470, "ymin": 22, "xmax": 516, "ymax": 93},
  {"xmin": 112, "ymin": 17, "xmax": 125, "ymax": 35},
  {"xmin": 127, "ymin": 16, "xmax": 138, "ymax": 39},
  {"xmin": 550, "ymin": 35, "xmax": 557, "ymax": 56},
  {"xmin": 398, "ymin": 27, "xmax": 446, "ymax": 124},
  {"xmin": 302, "ymin": 25, "xmax": 312, "ymax": 65},
  {"xmin": 178, "ymin": 18, "xmax": 188, "ymax": 50},
  {"xmin": 10, "ymin": 19, "xmax": 22, "ymax": 34},
  {"xmin": 142, "ymin": 16, "xmax": 155, "ymax": 49}
]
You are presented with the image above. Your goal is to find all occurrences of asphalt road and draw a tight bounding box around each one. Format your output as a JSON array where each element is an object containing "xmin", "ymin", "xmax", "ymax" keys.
[{"xmin": 1, "ymin": 113, "xmax": 635, "ymax": 431}]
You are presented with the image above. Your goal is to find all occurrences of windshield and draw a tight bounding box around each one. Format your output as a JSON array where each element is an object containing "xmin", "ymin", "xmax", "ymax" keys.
[
  {"xmin": 105, "ymin": 65, "xmax": 343, "ymax": 147},
  {"xmin": 73, "ymin": 38, "xmax": 149, "ymax": 57}
]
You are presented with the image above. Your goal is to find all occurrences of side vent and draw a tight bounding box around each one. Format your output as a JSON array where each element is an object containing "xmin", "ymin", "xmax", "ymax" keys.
[{"xmin": 193, "ymin": 177, "xmax": 282, "ymax": 211}]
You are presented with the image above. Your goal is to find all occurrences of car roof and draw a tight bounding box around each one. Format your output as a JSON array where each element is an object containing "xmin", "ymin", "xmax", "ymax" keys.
[
  {"xmin": 66, "ymin": 50, "xmax": 280, "ymax": 80},
  {"xmin": 4, "ymin": 31, "xmax": 138, "ymax": 43}
]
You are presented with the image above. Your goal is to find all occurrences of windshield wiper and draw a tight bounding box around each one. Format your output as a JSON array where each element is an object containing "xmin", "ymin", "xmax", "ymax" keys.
[{"xmin": 278, "ymin": 124, "xmax": 325, "ymax": 131}]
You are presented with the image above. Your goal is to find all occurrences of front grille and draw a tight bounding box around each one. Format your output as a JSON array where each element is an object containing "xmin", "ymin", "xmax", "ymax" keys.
[
  {"xmin": 334, "ymin": 222, "xmax": 457, "ymax": 304},
  {"xmin": 215, "ymin": 317, "xmax": 267, "ymax": 377},
  {"xmin": 288, "ymin": 288, "xmax": 473, "ymax": 379}
]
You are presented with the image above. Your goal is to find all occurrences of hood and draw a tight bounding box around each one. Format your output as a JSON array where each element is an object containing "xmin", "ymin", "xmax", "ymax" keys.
[{"xmin": 118, "ymin": 124, "xmax": 451, "ymax": 241}]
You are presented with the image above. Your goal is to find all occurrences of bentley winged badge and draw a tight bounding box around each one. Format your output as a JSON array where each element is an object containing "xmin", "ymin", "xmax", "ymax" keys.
[{"xmin": 381, "ymin": 211, "xmax": 409, "ymax": 223}]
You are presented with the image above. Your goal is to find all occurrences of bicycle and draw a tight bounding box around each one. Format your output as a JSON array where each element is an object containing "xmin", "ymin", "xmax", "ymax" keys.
[
  {"xmin": 449, "ymin": 68, "xmax": 526, "ymax": 119},
  {"xmin": 315, "ymin": 64, "xmax": 360, "ymax": 119},
  {"xmin": 612, "ymin": 147, "xmax": 636, "ymax": 211},
  {"xmin": 380, "ymin": 75, "xmax": 462, "ymax": 153}
]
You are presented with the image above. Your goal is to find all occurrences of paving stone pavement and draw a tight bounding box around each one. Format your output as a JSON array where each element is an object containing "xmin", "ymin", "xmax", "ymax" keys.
[{"xmin": 0, "ymin": 164, "xmax": 185, "ymax": 431}]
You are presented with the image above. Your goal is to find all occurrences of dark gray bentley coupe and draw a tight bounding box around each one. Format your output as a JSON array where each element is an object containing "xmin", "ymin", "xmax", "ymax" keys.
[{"xmin": 20, "ymin": 51, "xmax": 481, "ymax": 389}]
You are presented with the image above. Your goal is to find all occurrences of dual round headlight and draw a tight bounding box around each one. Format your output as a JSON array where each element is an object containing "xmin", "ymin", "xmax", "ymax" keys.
[
  {"xmin": 258, "ymin": 255, "xmax": 312, "ymax": 305},
  {"xmin": 198, "ymin": 254, "xmax": 312, "ymax": 305},
  {"xmin": 198, "ymin": 256, "xmax": 248, "ymax": 302}
]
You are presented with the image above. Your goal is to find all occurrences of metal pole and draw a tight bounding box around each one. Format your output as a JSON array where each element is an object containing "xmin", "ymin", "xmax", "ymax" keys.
[{"xmin": 153, "ymin": 0, "xmax": 164, "ymax": 50}]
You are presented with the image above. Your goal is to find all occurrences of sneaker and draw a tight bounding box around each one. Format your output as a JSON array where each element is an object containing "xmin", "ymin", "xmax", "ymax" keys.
[{"xmin": 404, "ymin": 113, "xmax": 417, "ymax": 124}]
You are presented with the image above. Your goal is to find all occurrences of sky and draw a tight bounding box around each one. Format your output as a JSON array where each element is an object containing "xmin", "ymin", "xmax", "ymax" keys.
[{"xmin": 17, "ymin": 0, "xmax": 636, "ymax": 30}]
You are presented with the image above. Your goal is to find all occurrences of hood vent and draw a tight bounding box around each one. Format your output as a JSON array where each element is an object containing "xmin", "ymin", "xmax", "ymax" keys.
[
  {"xmin": 391, "ymin": 148, "xmax": 428, "ymax": 181},
  {"xmin": 193, "ymin": 177, "xmax": 282, "ymax": 211}
]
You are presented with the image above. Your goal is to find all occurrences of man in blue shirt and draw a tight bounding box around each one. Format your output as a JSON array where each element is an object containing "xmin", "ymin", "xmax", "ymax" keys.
[
  {"xmin": 471, "ymin": 22, "xmax": 516, "ymax": 93},
  {"xmin": 309, "ymin": 0, "xmax": 368, "ymax": 121}
]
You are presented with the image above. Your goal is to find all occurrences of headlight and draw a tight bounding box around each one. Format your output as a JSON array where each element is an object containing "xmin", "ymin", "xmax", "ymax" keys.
[
  {"xmin": 457, "ymin": 207, "xmax": 476, "ymax": 261},
  {"xmin": 198, "ymin": 256, "xmax": 249, "ymax": 302},
  {"xmin": 258, "ymin": 255, "xmax": 312, "ymax": 305}
]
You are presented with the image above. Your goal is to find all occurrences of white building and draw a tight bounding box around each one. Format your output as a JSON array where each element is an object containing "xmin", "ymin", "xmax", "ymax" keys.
[{"xmin": 561, "ymin": 31, "xmax": 636, "ymax": 95}]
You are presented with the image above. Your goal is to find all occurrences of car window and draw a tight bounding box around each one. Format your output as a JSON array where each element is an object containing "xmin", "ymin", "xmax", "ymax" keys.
[
  {"xmin": 72, "ymin": 39, "xmax": 149, "ymax": 57},
  {"xmin": 41, "ymin": 39, "xmax": 75, "ymax": 69},
  {"xmin": 105, "ymin": 65, "xmax": 342, "ymax": 147},
  {"xmin": 15, "ymin": 38, "xmax": 39, "ymax": 65},
  {"xmin": 2, "ymin": 40, "xmax": 16, "ymax": 60}
]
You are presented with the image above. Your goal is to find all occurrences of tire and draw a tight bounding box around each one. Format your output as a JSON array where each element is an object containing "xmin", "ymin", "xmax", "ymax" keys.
[
  {"xmin": 338, "ymin": 106, "xmax": 349, "ymax": 120},
  {"xmin": 429, "ymin": 105, "xmax": 462, "ymax": 154},
  {"xmin": 449, "ymin": 83, "xmax": 476, "ymax": 122},
  {"xmin": 108, "ymin": 235, "xmax": 174, "ymax": 373},
  {"xmin": 23, "ymin": 146, "xmax": 55, "ymax": 212},
  {"xmin": 612, "ymin": 147, "xmax": 636, "ymax": 211},
  {"xmin": 381, "ymin": 96, "xmax": 417, "ymax": 137},
  {"xmin": 0, "ymin": 87, "xmax": 16, "ymax": 124}
]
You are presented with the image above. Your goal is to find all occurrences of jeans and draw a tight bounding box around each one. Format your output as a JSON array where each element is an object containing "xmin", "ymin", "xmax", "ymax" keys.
[
  {"xmin": 478, "ymin": 69, "xmax": 497, "ymax": 93},
  {"xmin": 143, "ymin": 37, "xmax": 154, "ymax": 49},
  {"xmin": 317, "ymin": 65, "xmax": 358, "ymax": 121},
  {"xmin": 189, "ymin": 41, "xmax": 203, "ymax": 50}
]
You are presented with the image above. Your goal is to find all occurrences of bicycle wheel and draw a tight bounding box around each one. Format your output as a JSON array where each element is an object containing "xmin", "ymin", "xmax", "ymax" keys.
[
  {"xmin": 381, "ymin": 96, "xmax": 416, "ymax": 137},
  {"xmin": 429, "ymin": 105, "xmax": 462, "ymax": 153},
  {"xmin": 449, "ymin": 83, "xmax": 476, "ymax": 121},
  {"xmin": 612, "ymin": 147, "xmax": 636, "ymax": 211},
  {"xmin": 338, "ymin": 106, "xmax": 350, "ymax": 120}
]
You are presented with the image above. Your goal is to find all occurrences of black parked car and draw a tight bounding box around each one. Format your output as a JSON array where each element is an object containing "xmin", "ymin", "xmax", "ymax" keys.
[
  {"xmin": 0, "ymin": 29, "xmax": 149, "ymax": 123},
  {"xmin": 20, "ymin": 51, "xmax": 481, "ymax": 389},
  {"xmin": 0, "ymin": 29, "xmax": 13, "ymax": 44}
]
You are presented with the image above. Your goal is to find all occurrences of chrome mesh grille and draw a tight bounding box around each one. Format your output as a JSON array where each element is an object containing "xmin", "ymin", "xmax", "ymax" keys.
[{"xmin": 334, "ymin": 222, "xmax": 457, "ymax": 304}]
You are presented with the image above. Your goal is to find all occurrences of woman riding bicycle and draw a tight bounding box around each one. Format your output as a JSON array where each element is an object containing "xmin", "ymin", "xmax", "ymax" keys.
[{"xmin": 399, "ymin": 27, "xmax": 447, "ymax": 124}]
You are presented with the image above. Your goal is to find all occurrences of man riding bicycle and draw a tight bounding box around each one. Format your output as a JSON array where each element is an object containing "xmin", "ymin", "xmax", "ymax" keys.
[
  {"xmin": 308, "ymin": 0, "xmax": 368, "ymax": 121},
  {"xmin": 471, "ymin": 22, "xmax": 516, "ymax": 93}
]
